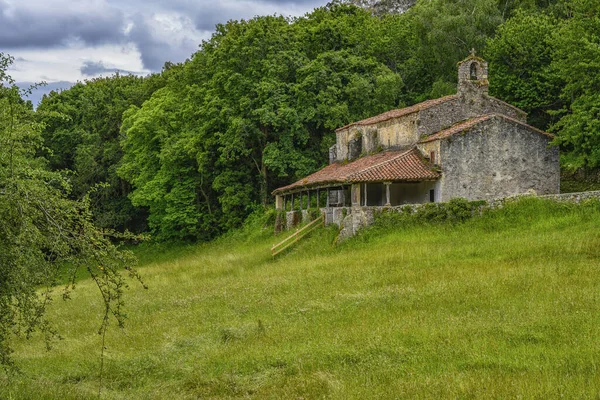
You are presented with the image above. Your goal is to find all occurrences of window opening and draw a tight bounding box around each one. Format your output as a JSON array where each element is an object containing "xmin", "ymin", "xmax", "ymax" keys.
[
  {"xmin": 429, "ymin": 189, "xmax": 435, "ymax": 203},
  {"xmin": 470, "ymin": 63, "xmax": 478, "ymax": 80}
]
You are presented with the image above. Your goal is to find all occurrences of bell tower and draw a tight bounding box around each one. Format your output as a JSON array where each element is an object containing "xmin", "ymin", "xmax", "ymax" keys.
[{"xmin": 457, "ymin": 49, "xmax": 489, "ymax": 98}]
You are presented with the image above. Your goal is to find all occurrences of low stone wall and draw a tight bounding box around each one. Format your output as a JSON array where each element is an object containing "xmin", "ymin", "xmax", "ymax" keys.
[
  {"xmin": 336, "ymin": 191, "xmax": 600, "ymax": 241},
  {"xmin": 540, "ymin": 190, "xmax": 600, "ymax": 203},
  {"xmin": 285, "ymin": 211, "xmax": 301, "ymax": 230},
  {"xmin": 485, "ymin": 191, "xmax": 600, "ymax": 209},
  {"xmin": 280, "ymin": 191, "xmax": 600, "ymax": 239}
]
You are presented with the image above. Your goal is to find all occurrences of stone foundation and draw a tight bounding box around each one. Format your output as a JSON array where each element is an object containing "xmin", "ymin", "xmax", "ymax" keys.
[
  {"xmin": 285, "ymin": 211, "xmax": 301, "ymax": 230},
  {"xmin": 281, "ymin": 191, "xmax": 600, "ymax": 241}
]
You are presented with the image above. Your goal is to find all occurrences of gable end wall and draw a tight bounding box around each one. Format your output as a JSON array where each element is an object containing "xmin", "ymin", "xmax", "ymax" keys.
[{"xmin": 439, "ymin": 119, "xmax": 559, "ymax": 201}]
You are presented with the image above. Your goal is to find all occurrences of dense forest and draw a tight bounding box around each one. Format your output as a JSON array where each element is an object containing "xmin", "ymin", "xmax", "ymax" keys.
[{"xmin": 17, "ymin": 0, "xmax": 600, "ymax": 241}]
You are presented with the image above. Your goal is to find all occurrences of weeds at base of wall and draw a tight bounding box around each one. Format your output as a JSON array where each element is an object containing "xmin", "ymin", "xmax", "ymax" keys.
[
  {"xmin": 367, "ymin": 198, "xmax": 487, "ymax": 235},
  {"xmin": 357, "ymin": 196, "xmax": 600, "ymax": 244}
]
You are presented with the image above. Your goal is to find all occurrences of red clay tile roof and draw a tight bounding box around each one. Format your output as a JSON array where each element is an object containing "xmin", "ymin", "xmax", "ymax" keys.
[
  {"xmin": 272, "ymin": 148, "xmax": 439, "ymax": 194},
  {"xmin": 336, "ymin": 95, "xmax": 459, "ymax": 132},
  {"xmin": 418, "ymin": 114, "xmax": 554, "ymax": 143}
]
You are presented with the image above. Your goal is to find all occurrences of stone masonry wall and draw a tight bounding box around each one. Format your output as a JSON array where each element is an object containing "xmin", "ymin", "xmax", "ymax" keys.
[
  {"xmin": 333, "ymin": 191, "xmax": 600, "ymax": 241},
  {"xmin": 439, "ymin": 117, "xmax": 559, "ymax": 202},
  {"xmin": 416, "ymin": 95, "xmax": 526, "ymax": 141},
  {"xmin": 280, "ymin": 191, "xmax": 600, "ymax": 242}
]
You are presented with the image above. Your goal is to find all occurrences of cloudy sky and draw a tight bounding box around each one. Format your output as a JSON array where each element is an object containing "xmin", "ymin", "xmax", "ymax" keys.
[{"xmin": 0, "ymin": 0, "xmax": 328, "ymax": 104}]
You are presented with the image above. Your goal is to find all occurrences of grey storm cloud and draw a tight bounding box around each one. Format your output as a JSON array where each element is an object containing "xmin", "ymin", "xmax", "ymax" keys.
[
  {"xmin": 0, "ymin": 0, "xmax": 127, "ymax": 48},
  {"xmin": 187, "ymin": 0, "xmax": 327, "ymax": 31},
  {"xmin": 1, "ymin": 0, "xmax": 328, "ymax": 72},
  {"xmin": 80, "ymin": 61, "xmax": 138, "ymax": 76}
]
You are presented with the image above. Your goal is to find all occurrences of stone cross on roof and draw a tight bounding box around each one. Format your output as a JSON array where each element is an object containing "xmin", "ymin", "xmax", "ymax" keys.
[{"xmin": 470, "ymin": 48, "xmax": 477, "ymax": 57}]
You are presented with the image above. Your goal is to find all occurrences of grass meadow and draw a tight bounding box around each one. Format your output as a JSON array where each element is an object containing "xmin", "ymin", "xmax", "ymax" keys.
[{"xmin": 2, "ymin": 198, "xmax": 600, "ymax": 399}]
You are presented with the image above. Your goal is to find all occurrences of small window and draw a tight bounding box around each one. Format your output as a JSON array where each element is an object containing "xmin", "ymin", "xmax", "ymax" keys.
[
  {"xmin": 470, "ymin": 63, "xmax": 478, "ymax": 80},
  {"xmin": 429, "ymin": 189, "xmax": 435, "ymax": 203},
  {"xmin": 430, "ymin": 151, "xmax": 436, "ymax": 164}
]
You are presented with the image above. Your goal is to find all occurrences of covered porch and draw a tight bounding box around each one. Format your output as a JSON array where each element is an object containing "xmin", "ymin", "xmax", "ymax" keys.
[
  {"xmin": 275, "ymin": 180, "xmax": 439, "ymax": 211},
  {"xmin": 272, "ymin": 147, "xmax": 440, "ymax": 229}
]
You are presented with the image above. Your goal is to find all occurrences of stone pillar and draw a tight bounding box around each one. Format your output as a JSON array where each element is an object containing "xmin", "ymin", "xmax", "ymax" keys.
[
  {"xmin": 363, "ymin": 183, "xmax": 368, "ymax": 206},
  {"xmin": 385, "ymin": 182, "xmax": 391, "ymax": 206},
  {"xmin": 316, "ymin": 189, "xmax": 320, "ymax": 208},
  {"xmin": 351, "ymin": 184, "xmax": 361, "ymax": 206},
  {"xmin": 275, "ymin": 195, "xmax": 284, "ymax": 210},
  {"xmin": 326, "ymin": 189, "xmax": 330, "ymax": 208},
  {"xmin": 307, "ymin": 191, "xmax": 311, "ymax": 209}
]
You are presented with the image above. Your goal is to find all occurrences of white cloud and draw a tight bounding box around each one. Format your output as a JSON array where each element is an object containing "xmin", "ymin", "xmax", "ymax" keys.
[{"xmin": 7, "ymin": 43, "xmax": 145, "ymax": 82}]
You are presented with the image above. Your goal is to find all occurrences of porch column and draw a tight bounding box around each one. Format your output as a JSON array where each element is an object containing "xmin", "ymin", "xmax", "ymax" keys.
[
  {"xmin": 291, "ymin": 193, "xmax": 295, "ymax": 210},
  {"xmin": 363, "ymin": 183, "xmax": 368, "ymax": 206},
  {"xmin": 384, "ymin": 182, "xmax": 391, "ymax": 206},
  {"xmin": 326, "ymin": 188, "xmax": 330, "ymax": 208},
  {"xmin": 275, "ymin": 195, "xmax": 283, "ymax": 210},
  {"xmin": 316, "ymin": 189, "xmax": 320, "ymax": 208},
  {"xmin": 307, "ymin": 191, "xmax": 311, "ymax": 209},
  {"xmin": 351, "ymin": 184, "xmax": 361, "ymax": 207}
]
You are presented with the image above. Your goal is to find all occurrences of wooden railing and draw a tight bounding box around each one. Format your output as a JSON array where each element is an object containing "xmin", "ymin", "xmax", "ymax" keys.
[{"xmin": 271, "ymin": 214, "xmax": 325, "ymax": 257}]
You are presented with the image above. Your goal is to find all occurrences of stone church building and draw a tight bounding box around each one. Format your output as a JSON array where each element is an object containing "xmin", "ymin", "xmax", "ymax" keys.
[{"xmin": 272, "ymin": 52, "xmax": 559, "ymax": 229}]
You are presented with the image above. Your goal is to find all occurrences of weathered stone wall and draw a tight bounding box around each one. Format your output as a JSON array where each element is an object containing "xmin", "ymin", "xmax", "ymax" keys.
[
  {"xmin": 357, "ymin": 127, "xmax": 374, "ymax": 154},
  {"xmin": 323, "ymin": 207, "xmax": 350, "ymax": 227},
  {"xmin": 416, "ymin": 98, "xmax": 464, "ymax": 137},
  {"xmin": 286, "ymin": 211, "xmax": 301, "ymax": 230},
  {"xmin": 484, "ymin": 97, "xmax": 526, "ymax": 122},
  {"xmin": 535, "ymin": 190, "xmax": 600, "ymax": 203},
  {"xmin": 335, "ymin": 126, "xmax": 355, "ymax": 161},
  {"xmin": 376, "ymin": 114, "xmax": 418, "ymax": 149},
  {"xmin": 438, "ymin": 117, "xmax": 559, "ymax": 202},
  {"xmin": 416, "ymin": 96, "xmax": 526, "ymax": 142},
  {"xmin": 334, "ymin": 96, "xmax": 526, "ymax": 163},
  {"xmin": 282, "ymin": 191, "xmax": 600, "ymax": 235},
  {"xmin": 457, "ymin": 56, "xmax": 488, "ymax": 97},
  {"xmin": 333, "ymin": 191, "xmax": 600, "ymax": 241}
]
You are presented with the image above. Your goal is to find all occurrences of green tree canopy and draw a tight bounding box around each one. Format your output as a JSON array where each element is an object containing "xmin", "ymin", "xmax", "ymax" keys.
[{"xmin": 0, "ymin": 53, "xmax": 141, "ymax": 368}]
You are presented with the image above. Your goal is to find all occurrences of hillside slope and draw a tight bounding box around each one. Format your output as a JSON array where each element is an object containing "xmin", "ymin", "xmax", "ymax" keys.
[{"xmin": 2, "ymin": 198, "xmax": 600, "ymax": 399}]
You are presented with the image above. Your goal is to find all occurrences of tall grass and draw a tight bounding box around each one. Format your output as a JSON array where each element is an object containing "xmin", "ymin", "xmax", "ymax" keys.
[{"xmin": 2, "ymin": 198, "xmax": 600, "ymax": 399}]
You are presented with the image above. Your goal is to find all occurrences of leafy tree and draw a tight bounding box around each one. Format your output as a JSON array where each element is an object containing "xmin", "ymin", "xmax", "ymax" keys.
[
  {"xmin": 406, "ymin": 0, "xmax": 504, "ymax": 99},
  {"xmin": 486, "ymin": 11, "xmax": 563, "ymax": 129},
  {"xmin": 37, "ymin": 73, "xmax": 165, "ymax": 233},
  {"xmin": 550, "ymin": 0, "xmax": 600, "ymax": 168},
  {"xmin": 0, "ymin": 53, "xmax": 141, "ymax": 369},
  {"xmin": 119, "ymin": 5, "xmax": 403, "ymax": 240}
]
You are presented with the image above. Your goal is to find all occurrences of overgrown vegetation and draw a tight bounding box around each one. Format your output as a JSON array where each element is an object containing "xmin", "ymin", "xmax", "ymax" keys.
[{"xmin": 2, "ymin": 198, "xmax": 600, "ymax": 398}]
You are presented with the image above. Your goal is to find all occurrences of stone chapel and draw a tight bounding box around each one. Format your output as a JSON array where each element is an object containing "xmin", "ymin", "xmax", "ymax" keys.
[{"xmin": 272, "ymin": 52, "xmax": 560, "ymax": 229}]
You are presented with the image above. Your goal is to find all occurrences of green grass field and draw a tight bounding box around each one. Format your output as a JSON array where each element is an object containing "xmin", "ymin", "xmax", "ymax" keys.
[{"xmin": 2, "ymin": 198, "xmax": 600, "ymax": 399}]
